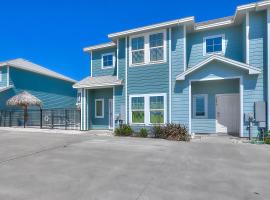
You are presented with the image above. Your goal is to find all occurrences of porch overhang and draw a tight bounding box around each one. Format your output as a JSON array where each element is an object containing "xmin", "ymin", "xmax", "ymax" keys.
[
  {"xmin": 73, "ymin": 75, "xmax": 123, "ymax": 89},
  {"xmin": 176, "ymin": 55, "xmax": 261, "ymax": 81}
]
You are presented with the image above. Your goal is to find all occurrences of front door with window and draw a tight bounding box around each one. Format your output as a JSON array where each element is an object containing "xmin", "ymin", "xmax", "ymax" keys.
[
  {"xmin": 216, "ymin": 94, "xmax": 240, "ymax": 134},
  {"xmin": 109, "ymin": 99, "xmax": 113, "ymax": 129}
]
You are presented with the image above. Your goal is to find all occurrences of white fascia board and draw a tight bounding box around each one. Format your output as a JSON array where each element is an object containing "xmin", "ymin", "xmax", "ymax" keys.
[
  {"xmin": 83, "ymin": 42, "xmax": 116, "ymax": 52},
  {"xmin": 176, "ymin": 55, "xmax": 261, "ymax": 80},
  {"xmin": 108, "ymin": 17, "xmax": 194, "ymax": 40},
  {"xmin": 195, "ymin": 19, "xmax": 234, "ymax": 31}
]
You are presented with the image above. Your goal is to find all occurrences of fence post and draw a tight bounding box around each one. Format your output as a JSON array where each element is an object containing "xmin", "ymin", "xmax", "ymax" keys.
[
  {"xmin": 51, "ymin": 110, "xmax": 54, "ymax": 129},
  {"xmin": 9, "ymin": 111, "xmax": 11, "ymax": 127},
  {"xmin": 65, "ymin": 109, "xmax": 68, "ymax": 130},
  {"xmin": 40, "ymin": 109, "xmax": 43, "ymax": 129}
]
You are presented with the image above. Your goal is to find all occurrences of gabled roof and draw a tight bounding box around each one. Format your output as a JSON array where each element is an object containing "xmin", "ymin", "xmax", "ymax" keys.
[
  {"xmin": 0, "ymin": 58, "xmax": 76, "ymax": 83},
  {"xmin": 73, "ymin": 75, "xmax": 123, "ymax": 89},
  {"xmin": 176, "ymin": 55, "xmax": 261, "ymax": 81}
]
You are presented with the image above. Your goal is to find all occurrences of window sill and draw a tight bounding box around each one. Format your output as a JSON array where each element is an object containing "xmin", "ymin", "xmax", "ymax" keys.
[
  {"xmin": 101, "ymin": 66, "xmax": 115, "ymax": 70},
  {"xmin": 129, "ymin": 60, "xmax": 167, "ymax": 67},
  {"xmin": 203, "ymin": 52, "xmax": 224, "ymax": 57}
]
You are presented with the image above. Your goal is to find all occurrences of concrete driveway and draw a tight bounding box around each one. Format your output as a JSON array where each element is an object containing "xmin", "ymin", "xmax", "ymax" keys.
[{"xmin": 0, "ymin": 128, "xmax": 269, "ymax": 200}]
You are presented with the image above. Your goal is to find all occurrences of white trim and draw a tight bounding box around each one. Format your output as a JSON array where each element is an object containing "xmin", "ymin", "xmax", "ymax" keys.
[
  {"xmin": 86, "ymin": 89, "xmax": 89, "ymax": 130},
  {"xmin": 183, "ymin": 25, "xmax": 187, "ymax": 71},
  {"xmin": 189, "ymin": 76, "xmax": 243, "ymax": 137},
  {"xmin": 90, "ymin": 51, "xmax": 93, "ymax": 77},
  {"xmin": 129, "ymin": 93, "xmax": 167, "ymax": 125},
  {"xmin": 168, "ymin": 28, "xmax": 172, "ymax": 123},
  {"xmin": 109, "ymin": 98, "xmax": 113, "ymax": 129},
  {"xmin": 192, "ymin": 94, "xmax": 208, "ymax": 119},
  {"xmin": 95, "ymin": 99, "xmax": 104, "ymax": 118},
  {"xmin": 84, "ymin": 89, "xmax": 87, "ymax": 130},
  {"xmin": 0, "ymin": 70, "xmax": 2, "ymax": 82},
  {"xmin": 101, "ymin": 52, "xmax": 115, "ymax": 69},
  {"xmin": 108, "ymin": 17, "xmax": 194, "ymax": 40},
  {"xmin": 116, "ymin": 39, "xmax": 119, "ymax": 80},
  {"xmin": 246, "ymin": 12, "xmax": 250, "ymax": 64},
  {"xmin": 129, "ymin": 29, "xmax": 167, "ymax": 67},
  {"xmin": 268, "ymin": 8, "xmax": 270, "ymax": 130},
  {"xmin": 7, "ymin": 66, "xmax": 9, "ymax": 86},
  {"xmin": 203, "ymin": 34, "xmax": 225, "ymax": 56},
  {"xmin": 113, "ymin": 86, "xmax": 115, "ymax": 131},
  {"xmin": 0, "ymin": 85, "xmax": 14, "ymax": 93},
  {"xmin": 84, "ymin": 42, "xmax": 116, "ymax": 52},
  {"xmin": 125, "ymin": 36, "xmax": 128, "ymax": 123},
  {"xmin": 176, "ymin": 55, "xmax": 261, "ymax": 80},
  {"xmin": 195, "ymin": 19, "xmax": 233, "ymax": 31}
]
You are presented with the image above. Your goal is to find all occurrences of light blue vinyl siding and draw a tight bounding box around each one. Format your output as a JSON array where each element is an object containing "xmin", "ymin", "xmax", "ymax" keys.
[
  {"xmin": 127, "ymin": 29, "xmax": 169, "ymax": 124},
  {"xmin": 0, "ymin": 67, "xmax": 8, "ymax": 88},
  {"xmin": 191, "ymin": 79, "xmax": 239, "ymax": 133},
  {"xmin": 91, "ymin": 47, "xmax": 117, "ymax": 77},
  {"xmin": 0, "ymin": 67, "xmax": 77, "ymax": 110},
  {"xmin": 171, "ymin": 26, "xmax": 189, "ymax": 126},
  {"xmin": 187, "ymin": 25, "xmax": 243, "ymax": 67},
  {"xmin": 88, "ymin": 88, "xmax": 113, "ymax": 129},
  {"xmin": 244, "ymin": 11, "xmax": 266, "ymax": 136}
]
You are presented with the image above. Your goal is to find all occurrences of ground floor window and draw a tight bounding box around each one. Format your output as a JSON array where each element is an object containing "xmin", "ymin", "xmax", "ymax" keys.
[
  {"xmin": 129, "ymin": 93, "xmax": 166, "ymax": 125},
  {"xmin": 95, "ymin": 99, "xmax": 104, "ymax": 118},
  {"xmin": 192, "ymin": 94, "xmax": 208, "ymax": 118}
]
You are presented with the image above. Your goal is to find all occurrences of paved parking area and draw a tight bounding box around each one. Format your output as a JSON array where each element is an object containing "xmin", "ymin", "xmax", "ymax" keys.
[{"xmin": 0, "ymin": 128, "xmax": 269, "ymax": 200}]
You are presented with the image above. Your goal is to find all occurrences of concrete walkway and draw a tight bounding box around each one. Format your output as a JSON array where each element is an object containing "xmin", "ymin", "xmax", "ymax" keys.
[{"xmin": 0, "ymin": 128, "xmax": 269, "ymax": 200}]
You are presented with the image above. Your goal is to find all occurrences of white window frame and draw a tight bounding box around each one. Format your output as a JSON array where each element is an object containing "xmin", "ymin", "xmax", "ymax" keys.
[
  {"xmin": 129, "ymin": 29, "xmax": 167, "ymax": 67},
  {"xmin": 101, "ymin": 52, "xmax": 115, "ymax": 69},
  {"xmin": 0, "ymin": 70, "xmax": 2, "ymax": 82},
  {"xmin": 95, "ymin": 99, "xmax": 104, "ymax": 118},
  {"xmin": 203, "ymin": 34, "xmax": 225, "ymax": 56},
  {"xmin": 129, "ymin": 93, "xmax": 167, "ymax": 125},
  {"xmin": 192, "ymin": 94, "xmax": 208, "ymax": 119}
]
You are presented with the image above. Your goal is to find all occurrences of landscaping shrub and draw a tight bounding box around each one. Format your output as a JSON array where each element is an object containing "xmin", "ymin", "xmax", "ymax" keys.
[
  {"xmin": 265, "ymin": 137, "xmax": 270, "ymax": 145},
  {"xmin": 152, "ymin": 125, "xmax": 163, "ymax": 138},
  {"xmin": 138, "ymin": 128, "xmax": 148, "ymax": 138},
  {"xmin": 114, "ymin": 124, "xmax": 133, "ymax": 136},
  {"xmin": 152, "ymin": 123, "xmax": 190, "ymax": 141}
]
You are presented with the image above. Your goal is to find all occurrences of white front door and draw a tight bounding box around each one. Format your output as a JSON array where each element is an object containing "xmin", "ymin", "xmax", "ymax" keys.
[
  {"xmin": 109, "ymin": 99, "xmax": 113, "ymax": 129},
  {"xmin": 216, "ymin": 94, "xmax": 240, "ymax": 134}
]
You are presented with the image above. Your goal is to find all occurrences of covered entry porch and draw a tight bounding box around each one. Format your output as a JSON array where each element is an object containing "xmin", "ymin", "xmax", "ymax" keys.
[
  {"xmin": 190, "ymin": 78, "xmax": 242, "ymax": 136},
  {"xmin": 73, "ymin": 75, "xmax": 123, "ymax": 131}
]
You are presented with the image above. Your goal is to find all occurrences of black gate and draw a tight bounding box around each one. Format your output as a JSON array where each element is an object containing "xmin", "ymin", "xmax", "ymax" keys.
[{"xmin": 0, "ymin": 109, "xmax": 81, "ymax": 130}]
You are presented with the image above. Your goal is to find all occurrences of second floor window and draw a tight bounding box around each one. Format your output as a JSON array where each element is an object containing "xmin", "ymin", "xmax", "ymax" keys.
[
  {"xmin": 129, "ymin": 30, "xmax": 166, "ymax": 66},
  {"xmin": 102, "ymin": 53, "xmax": 115, "ymax": 69},
  {"xmin": 204, "ymin": 35, "xmax": 225, "ymax": 56},
  {"xmin": 131, "ymin": 37, "xmax": 145, "ymax": 64},
  {"xmin": 150, "ymin": 33, "xmax": 164, "ymax": 62}
]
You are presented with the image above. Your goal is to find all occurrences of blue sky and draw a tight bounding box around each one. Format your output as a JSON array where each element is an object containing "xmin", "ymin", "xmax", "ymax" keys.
[{"xmin": 0, "ymin": 0, "xmax": 254, "ymax": 81}]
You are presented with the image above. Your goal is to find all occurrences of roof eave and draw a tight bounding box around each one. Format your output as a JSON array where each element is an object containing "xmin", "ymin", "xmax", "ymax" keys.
[{"xmin": 108, "ymin": 17, "xmax": 194, "ymax": 40}]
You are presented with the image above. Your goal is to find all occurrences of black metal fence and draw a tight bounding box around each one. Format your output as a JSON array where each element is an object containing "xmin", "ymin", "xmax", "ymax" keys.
[{"xmin": 0, "ymin": 109, "xmax": 81, "ymax": 130}]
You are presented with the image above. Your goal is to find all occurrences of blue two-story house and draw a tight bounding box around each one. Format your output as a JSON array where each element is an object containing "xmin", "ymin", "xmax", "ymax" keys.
[
  {"xmin": 74, "ymin": 1, "xmax": 270, "ymax": 137},
  {"xmin": 0, "ymin": 58, "xmax": 77, "ymax": 109}
]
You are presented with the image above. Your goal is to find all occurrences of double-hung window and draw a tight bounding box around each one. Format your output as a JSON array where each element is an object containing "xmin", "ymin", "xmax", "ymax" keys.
[
  {"xmin": 131, "ymin": 37, "xmax": 145, "ymax": 65},
  {"xmin": 130, "ymin": 94, "xmax": 166, "ymax": 124},
  {"xmin": 129, "ymin": 30, "xmax": 166, "ymax": 66},
  {"xmin": 131, "ymin": 97, "xmax": 145, "ymax": 123},
  {"xmin": 102, "ymin": 53, "xmax": 115, "ymax": 69},
  {"xmin": 193, "ymin": 94, "xmax": 208, "ymax": 118},
  {"xmin": 95, "ymin": 99, "xmax": 104, "ymax": 118},
  {"xmin": 203, "ymin": 35, "xmax": 225, "ymax": 55},
  {"xmin": 150, "ymin": 96, "xmax": 164, "ymax": 124},
  {"xmin": 149, "ymin": 33, "xmax": 164, "ymax": 62}
]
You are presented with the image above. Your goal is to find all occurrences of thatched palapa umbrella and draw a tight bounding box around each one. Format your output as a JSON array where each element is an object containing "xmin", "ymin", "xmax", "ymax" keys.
[{"xmin": 6, "ymin": 91, "xmax": 42, "ymax": 128}]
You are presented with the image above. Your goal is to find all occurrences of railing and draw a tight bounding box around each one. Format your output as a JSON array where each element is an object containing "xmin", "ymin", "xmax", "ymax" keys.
[{"xmin": 0, "ymin": 109, "xmax": 81, "ymax": 130}]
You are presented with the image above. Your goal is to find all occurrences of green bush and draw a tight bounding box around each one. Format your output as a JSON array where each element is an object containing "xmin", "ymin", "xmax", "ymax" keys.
[
  {"xmin": 152, "ymin": 125, "xmax": 163, "ymax": 138},
  {"xmin": 265, "ymin": 137, "xmax": 270, "ymax": 145},
  {"xmin": 152, "ymin": 123, "xmax": 190, "ymax": 141},
  {"xmin": 114, "ymin": 124, "xmax": 133, "ymax": 136},
  {"xmin": 138, "ymin": 128, "xmax": 148, "ymax": 138}
]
